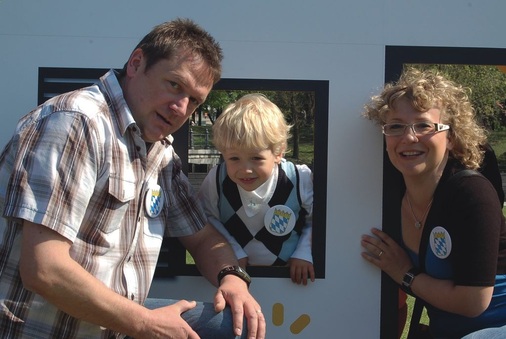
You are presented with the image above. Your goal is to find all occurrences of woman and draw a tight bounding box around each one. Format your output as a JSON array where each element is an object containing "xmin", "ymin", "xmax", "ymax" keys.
[{"xmin": 361, "ymin": 68, "xmax": 506, "ymax": 338}]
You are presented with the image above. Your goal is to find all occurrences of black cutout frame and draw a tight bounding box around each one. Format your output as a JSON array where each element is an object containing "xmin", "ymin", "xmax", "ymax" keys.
[
  {"xmin": 380, "ymin": 46, "xmax": 506, "ymax": 339},
  {"xmin": 159, "ymin": 78, "xmax": 329, "ymax": 279},
  {"xmin": 37, "ymin": 68, "xmax": 329, "ymax": 280}
]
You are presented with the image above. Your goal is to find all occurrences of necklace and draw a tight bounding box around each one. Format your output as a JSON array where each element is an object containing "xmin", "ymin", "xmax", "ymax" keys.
[{"xmin": 405, "ymin": 194, "xmax": 433, "ymax": 229}]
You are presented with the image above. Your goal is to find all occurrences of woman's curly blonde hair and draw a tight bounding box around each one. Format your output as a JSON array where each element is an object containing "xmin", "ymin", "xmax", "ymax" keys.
[{"xmin": 363, "ymin": 67, "xmax": 487, "ymax": 169}]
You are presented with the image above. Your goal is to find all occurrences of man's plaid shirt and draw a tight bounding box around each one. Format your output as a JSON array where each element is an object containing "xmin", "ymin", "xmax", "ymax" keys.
[{"xmin": 0, "ymin": 70, "xmax": 206, "ymax": 338}]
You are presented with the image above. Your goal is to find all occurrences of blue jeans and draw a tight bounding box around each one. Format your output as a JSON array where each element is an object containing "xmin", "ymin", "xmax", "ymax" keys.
[
  {"xmin": 142, "ymin": 298, "xmax": 247, "ymax": 339},
  {"xmin": 461, "ymin": 325, "xmax": 506, "ymax": 339}
]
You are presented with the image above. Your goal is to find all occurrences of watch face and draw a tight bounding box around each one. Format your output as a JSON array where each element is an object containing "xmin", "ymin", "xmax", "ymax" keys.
[
  {"xmin": 237, "ymin": 267, "xmax": 252, "ymax": 282},
  {"xmin": 403, "ymin": 273, "xmax": 414, "ymax": 287}
]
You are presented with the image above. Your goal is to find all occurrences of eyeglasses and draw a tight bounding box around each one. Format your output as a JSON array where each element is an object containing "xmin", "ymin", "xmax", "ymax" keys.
[{"xmin": 382, "ymin": 122, "xmax": 450, "ymax": 137}]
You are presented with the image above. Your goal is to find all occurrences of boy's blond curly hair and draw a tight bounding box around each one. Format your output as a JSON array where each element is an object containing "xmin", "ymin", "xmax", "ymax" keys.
[{"xmin": 212, "ymin": 93, "xmax": 291, "ymax": 156}]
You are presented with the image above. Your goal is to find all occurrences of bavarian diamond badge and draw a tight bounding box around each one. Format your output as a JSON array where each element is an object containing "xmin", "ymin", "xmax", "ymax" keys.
[
  {"xmin": 145, "ymin": 184, "xmax": 164, "ymax": 218},
  {"xmin": 264, "ymin": 205, "xmax": 296, "ymax": 236},
  {"xmin": 430, "ymin": 226, "xmax": 452, "ymax": 259}
]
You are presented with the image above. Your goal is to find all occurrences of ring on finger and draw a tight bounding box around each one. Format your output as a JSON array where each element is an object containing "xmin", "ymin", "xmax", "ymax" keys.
[{"xmin": 378, "ymin": 250, "xmax": 384, "ymax": 257}]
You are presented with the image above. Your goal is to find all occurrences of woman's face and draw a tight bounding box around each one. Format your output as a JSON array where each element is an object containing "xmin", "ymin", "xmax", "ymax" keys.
[{"xmin": 384, "ymin": 98, "xmax": 453, "ymax": 181}]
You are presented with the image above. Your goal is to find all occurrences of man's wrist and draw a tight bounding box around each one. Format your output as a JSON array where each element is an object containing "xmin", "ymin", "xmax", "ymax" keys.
[{"xmin": 217, "ymin": 266, "xmax": 251, "ymax": 287}]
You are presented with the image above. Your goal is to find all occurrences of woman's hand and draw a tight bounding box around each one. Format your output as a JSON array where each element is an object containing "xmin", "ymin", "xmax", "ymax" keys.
[{"xmin": 361, "ymin": 228, "xmax": 413, "ymax": 284}]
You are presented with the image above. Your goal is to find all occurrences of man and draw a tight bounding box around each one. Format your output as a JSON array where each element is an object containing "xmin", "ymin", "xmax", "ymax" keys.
[{"xmin": 0, "ymin": 18, "xmax": 265, "ymax": 338}]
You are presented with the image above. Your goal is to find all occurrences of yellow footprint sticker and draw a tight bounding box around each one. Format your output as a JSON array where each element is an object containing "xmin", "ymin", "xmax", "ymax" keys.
[
  {"xmin": 290, "ymin": 314, "xmax": 311, "ymax": 334},
  {"xmin": 272, "ymin": 302, "xmax": 311, "ymax": 334},
  {"xmin": 272, "ymin": 303, "xmax": 284, "ymax": 326}
]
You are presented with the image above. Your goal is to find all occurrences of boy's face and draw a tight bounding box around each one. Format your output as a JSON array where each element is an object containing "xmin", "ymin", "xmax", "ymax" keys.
[{"xmin": 222, "ymin": 147, "xmax": 282, "ymax": 191}]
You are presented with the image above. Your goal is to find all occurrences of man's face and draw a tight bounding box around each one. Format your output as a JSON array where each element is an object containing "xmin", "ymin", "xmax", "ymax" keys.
[{"xmin": 122, "ymin": 48, "xmax": 214, "ymax": 142}]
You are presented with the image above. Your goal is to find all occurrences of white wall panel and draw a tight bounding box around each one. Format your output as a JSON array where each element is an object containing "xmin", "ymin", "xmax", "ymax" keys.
[{"xmin": 1, "ymin": 1, "xmax": 504, "ymax": 337}]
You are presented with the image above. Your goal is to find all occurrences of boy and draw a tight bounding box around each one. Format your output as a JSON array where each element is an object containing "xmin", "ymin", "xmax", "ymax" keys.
[{"xmin": 198, "ymin": 93, "xmax": 315, "ymax": 285}]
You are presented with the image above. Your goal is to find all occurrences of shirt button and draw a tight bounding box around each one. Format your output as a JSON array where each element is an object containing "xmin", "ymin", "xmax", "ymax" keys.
[
  {"xmin": 136, "ymin": 145, "xmax": 141, "ymax": 152},
  {"xmin": 130, "ymin": 293, "xmax": 135, "ymax": 300}
]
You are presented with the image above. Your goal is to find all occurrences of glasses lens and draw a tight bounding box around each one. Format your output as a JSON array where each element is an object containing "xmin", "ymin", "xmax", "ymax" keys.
[
  {"xmin": 413, "ymin": 122, "xmax": 436, "ymax": 135},
  {"xmin": 383, "ymin": 123, "xmax": 406, "ymax": 136},
  {"xmin": 383, "ymin": 122, "xmax": 440, "ymax": 136}
]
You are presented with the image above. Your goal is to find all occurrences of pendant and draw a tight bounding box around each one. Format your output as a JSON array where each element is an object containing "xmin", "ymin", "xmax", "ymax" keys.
[{"xmin": 415, "ymin": 221, "xmax": 422, "ymax": 229}]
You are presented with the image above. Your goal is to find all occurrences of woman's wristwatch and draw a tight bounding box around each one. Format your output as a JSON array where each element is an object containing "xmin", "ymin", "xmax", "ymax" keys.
[
  {"xmin": 217, "ymin": 266, "xmax": 251, "ymax": 287},
  {"xmin": 401, "ymin": 267, "xmax": 421, "ymax": 294}
]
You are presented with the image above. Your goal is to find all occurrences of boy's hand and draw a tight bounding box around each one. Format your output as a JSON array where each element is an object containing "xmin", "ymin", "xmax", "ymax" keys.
[{"xmin": 288, "ymin": 258, "xmax": 315, "ymax": 285}]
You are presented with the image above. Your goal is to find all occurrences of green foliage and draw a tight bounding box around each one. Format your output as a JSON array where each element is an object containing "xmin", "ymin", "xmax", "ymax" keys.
[
  {"xmin": 489, "ymin": 130, "xmax": 506, "ymax": 171},
  {"xmin": 401, "ymin": 295, "xmax": 430, "ymax": 339},
  {"xmin": 407, "ymin": 64, "xmax": 506, "ymax": 130},
  {"xmin": 404, "ymin": 65, "xmax": 506, "ymax": 170}
]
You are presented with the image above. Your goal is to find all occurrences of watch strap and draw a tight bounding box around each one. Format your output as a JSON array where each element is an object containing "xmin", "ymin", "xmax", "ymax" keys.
[
  {"xmin": 217, "ymin": 265, "xmax": 251, "ymax": 287},
  {"xmin": 401, "ymin": 267, "xmax": 421, "ymax": 294}
]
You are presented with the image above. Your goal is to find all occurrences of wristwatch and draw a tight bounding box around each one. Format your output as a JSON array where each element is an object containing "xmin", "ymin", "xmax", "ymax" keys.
[
  {"xmin": 217, "ymin": 266, "xmax": 251, "ymax": 287},
  {"xmin": 402, "ymin": 267, "xmax": 421, "ymax": 294}
]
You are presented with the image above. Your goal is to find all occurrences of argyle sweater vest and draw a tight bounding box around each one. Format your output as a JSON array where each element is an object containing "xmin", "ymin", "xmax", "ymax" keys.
[{"xmin": 216, "ymin": 161, "xmax": 307, "ymax": 265}]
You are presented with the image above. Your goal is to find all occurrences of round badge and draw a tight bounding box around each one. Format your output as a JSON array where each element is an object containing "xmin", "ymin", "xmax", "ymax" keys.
[
  {"xmin": 145, "ymin": 185, "xmax": 164, "ymax": 218},
  {"xmin": 264, "ymin": 205, "xmax": 296, "ymax": 236},
  {"xmin": 430, "ymin": 226, "xmax": 452, "ymax": 259}
]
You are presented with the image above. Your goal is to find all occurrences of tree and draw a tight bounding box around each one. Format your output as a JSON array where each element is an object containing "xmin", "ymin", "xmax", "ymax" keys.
[
  {"xmin": 269, "ymin": 91, "xmax": 315, "ymax": 162},
  {"xmin": 408, "ymin": 64, "xmax": 506, "ymax": 130}
]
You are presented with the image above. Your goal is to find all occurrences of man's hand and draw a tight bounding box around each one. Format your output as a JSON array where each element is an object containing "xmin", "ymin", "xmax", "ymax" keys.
[
  {"xmin": 20, "ymin": 221, "xmax": 204, "ymax": 338},
  {"xmin": 214, "ymin": 275, "xmax": 266, "ymax": 339},
  {"xmin": 137, "ymin": 300, "xmax": 199, "ymax": 339},
  {"xmin": 179, "ymin": 224, "xmax": 266, "ymax": 338}
]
